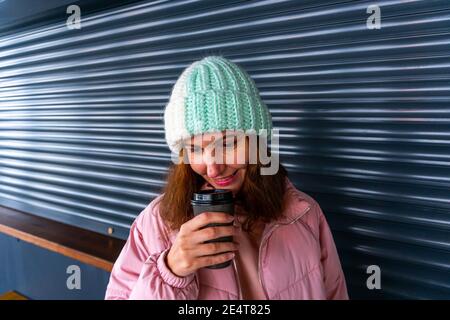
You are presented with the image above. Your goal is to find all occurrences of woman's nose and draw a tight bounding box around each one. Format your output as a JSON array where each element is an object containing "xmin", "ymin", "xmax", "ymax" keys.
[
  {"xmin": 202, "ymin": 147, "xmax": 225, "ymax": 178},
  {"xmin": 206, "ymin": 162, "xmax": 225, "ymax": 179}
]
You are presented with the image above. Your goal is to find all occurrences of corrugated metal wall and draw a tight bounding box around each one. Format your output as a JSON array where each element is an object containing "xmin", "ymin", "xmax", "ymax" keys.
[{"xmin": 0, "ymin": 0, "xmax": 449, "ymax": 299}]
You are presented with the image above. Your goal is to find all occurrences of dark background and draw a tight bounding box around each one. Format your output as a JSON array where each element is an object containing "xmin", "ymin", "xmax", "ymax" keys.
[{"xmin": 0, "ymin": 0, "xmax": 449, "ymax": 299}]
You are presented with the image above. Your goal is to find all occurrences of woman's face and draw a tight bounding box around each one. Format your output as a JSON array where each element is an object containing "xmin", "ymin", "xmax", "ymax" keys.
[{"xmin": 183, "ymin": 131, "xmax": 248, "ymax": 195}]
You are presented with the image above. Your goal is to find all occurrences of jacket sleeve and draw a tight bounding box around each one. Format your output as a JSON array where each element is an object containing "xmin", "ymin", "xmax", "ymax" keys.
[
  {"xmin": 105, "ymin": 197, "xmax": 199, "ymax": 300},
  {"xmin": 316, "ymin": 204, "xmax": 349, "ymax": 300}
]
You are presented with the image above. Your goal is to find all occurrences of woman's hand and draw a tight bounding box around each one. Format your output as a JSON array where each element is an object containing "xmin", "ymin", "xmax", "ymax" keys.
[{"xmin": 166, "ymin": 212, "xmax": 239, "ymax": 277}]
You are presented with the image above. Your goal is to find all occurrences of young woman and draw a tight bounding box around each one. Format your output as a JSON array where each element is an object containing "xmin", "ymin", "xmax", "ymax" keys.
[{"xmin": 105, "ymin": 56, "xmax": 348, "ymax": 300}]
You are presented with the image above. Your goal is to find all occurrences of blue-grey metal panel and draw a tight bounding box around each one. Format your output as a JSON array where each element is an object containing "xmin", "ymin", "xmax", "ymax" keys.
[
  {"xmin": 0, "ymin": 232, "xmax": 110, "ymax": 300},
  {"xmin": 0, "ymin": 0, "xmax": 449, "ymax": 299}
]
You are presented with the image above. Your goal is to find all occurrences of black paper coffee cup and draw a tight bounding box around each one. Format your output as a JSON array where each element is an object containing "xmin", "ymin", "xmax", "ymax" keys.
[{"xmin": 191, "ymin": 189, "xmax": 234, "ymax": 269}]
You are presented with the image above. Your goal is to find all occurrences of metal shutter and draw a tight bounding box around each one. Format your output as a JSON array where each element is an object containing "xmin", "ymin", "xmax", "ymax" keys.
[{"xmin": 1, "ymin": 0, "xmax": 449, "ymax": 299}]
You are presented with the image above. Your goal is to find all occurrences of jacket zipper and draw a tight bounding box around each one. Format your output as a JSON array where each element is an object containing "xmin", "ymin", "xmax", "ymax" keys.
[{"xmin": 257, "ymin": 205, "xmax": 311, "ymax": 299}]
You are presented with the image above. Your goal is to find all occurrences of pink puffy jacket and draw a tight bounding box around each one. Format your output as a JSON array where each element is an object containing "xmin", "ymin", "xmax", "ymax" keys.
[{"xmin": 105, "ymin": 178, "xmax": 349, "ymax": 300}]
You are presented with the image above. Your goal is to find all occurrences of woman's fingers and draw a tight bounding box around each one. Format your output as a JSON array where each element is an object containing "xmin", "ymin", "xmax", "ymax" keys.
[
  {"xmin": 168, "ymin": 212, "xmax": 237, "ymax": 276},
  {"xmin": 192, "ymin": 240, "xmax": 239, "ymax": 257},
  {"xmin": 195, "ymin": 251, "xmax": 236, "ymax": 269},
  {"xmin": 191, "ymin": 225, "xmax": 237, "ymax": 244},
  {"xmin": 181, "ymin": 212, "xmax": 234, "ymax": 233}
]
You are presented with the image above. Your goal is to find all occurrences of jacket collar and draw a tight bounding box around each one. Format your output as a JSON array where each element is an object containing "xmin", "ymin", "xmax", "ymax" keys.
[{"xmin": 275, "ymin": 177, "xmax": 311, "ymax": 225}]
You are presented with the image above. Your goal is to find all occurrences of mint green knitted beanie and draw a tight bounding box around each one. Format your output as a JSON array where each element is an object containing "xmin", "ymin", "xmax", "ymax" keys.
[{"xmin": 164, "ymin": 56, "xmax": 273, "ymax": 153}]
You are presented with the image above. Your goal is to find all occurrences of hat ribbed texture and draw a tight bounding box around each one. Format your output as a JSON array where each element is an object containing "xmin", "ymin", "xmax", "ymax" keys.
[{"xmin": 164, "ymin": 56, "xmax": 272, "ymax": 153}]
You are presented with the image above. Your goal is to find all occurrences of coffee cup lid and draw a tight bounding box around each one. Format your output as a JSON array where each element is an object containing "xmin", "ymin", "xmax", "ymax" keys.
[{"xmin": 192, "ymin": 189, "xmax": 233, "ymax": 204}]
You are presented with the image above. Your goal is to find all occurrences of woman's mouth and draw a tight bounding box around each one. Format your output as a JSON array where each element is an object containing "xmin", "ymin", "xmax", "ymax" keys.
[{"xmin": 213, "ymin": 170, "xmax": 238, "ymax": 187}]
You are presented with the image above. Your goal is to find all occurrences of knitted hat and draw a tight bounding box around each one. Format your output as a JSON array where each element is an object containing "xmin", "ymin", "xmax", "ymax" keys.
[{"xmin": 164, "ymin": 56, "xmax": 273, "ymax": 153}]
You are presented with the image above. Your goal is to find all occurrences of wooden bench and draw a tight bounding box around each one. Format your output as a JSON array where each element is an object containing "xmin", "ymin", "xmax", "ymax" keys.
[
  {"xmin": 0, "ymin": 291, "xmax": 28, "ymax": 300},
  {"xmin": 0, "ymin": 206, "xmax": 126, "ymax": 272}
]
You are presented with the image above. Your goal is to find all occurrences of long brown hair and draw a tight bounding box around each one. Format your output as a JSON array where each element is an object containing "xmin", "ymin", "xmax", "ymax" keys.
[{"xmin": 159, "ymin": 138, "xmax": 288, "ymax": 233}]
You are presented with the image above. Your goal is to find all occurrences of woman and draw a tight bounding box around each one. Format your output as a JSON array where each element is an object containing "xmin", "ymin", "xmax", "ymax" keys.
[{"xmin": 105, "ymin": 56, "xmax": 348, "ymax": 300}]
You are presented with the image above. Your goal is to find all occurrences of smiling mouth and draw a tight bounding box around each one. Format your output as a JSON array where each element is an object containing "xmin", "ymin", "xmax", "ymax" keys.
[{"xmin": 214, "ymin": 170, "xmax": 238, "ymax": 182}]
